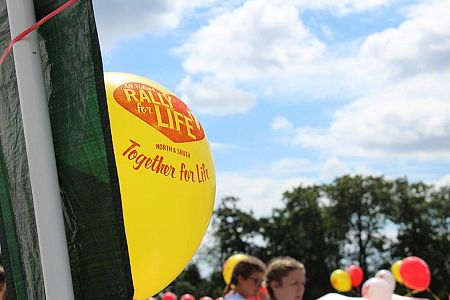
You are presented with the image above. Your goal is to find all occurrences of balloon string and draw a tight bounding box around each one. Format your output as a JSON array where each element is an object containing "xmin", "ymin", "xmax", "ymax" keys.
[
  {"xmin": 406, "ymin": 288, "xmax": 441, "ymax": 300},
  {"xmin": 405, "ymin": 290, "xmax": 420, "ymax": 297},
  {"xmin": 0, "ymin": 0, "xmax": 78, "ymax": 66},
  {"xmin": 427, "ymin": 288, "xmax": 441, "ymax": 300},
  {"xmin": 352, "ymin": 286, "xmax": 361, "ymax": 297}
]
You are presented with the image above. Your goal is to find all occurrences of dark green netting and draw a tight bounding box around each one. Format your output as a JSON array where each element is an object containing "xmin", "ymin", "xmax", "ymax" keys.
[
  {"xmin": 0, "ymin": 2, "xmax": 43, "ymax": 299},
  {"xmin": 0, "ymin": 0, "xmax": 133, "ymax": 298}
]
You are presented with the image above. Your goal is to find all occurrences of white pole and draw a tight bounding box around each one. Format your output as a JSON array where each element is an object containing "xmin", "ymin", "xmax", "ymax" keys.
[{"xmin": 5, "ymin": 0, "xmax": 75, "ymax": 299}]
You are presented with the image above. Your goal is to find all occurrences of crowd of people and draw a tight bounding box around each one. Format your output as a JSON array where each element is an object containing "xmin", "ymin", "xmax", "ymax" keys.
[
  {"xmin": 0, "ymin": 256, "xmax": 303, "ymax": 300},
  {"xmin": 223, "ymin": 256, "xmax": 306, "ymax": 300}
]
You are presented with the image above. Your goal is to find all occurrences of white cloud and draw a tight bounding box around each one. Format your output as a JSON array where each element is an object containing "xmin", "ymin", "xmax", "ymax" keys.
[
  {"xmin": 320, "ymin": 25, "xmax": 333, "ymax": 39},
  {"xmin": 171, "ymin": 0, "xmax": 414, "ymax": 116},
  {"xmin": 216, "ymin": 172, "xmax": 313, "ymax": 217},
  {"xmin": 96, "ymin": 0, "xmax": 450, "ymax": 168},
  {"xmin": 215, "ymin": 156, "xmax": 386, "ymax": 217},
  {"xmin": 177, "ymin": 76, "xmax": 257, "ymax": 115},
  {"xmin": 319, "ymin": 157, "xmax": 382, "ymax": 180},
  {"xmin": 271, "ymin": 116, "xmax": 294, "ymax": 131},
  {"xmin": 269, "ymin": 158, "xmax": 317, "ymax": 176},
  {"xmin": 174, "ymin": 0, "xmax": 337, "ymax": 115},
  {"xmin": 93, "ymin": 0, "xmax": 393, "ymax": 53},
  {"xmin": 92, "ymin": 0, "xmax": 217, "ymax": 52},
  {"xmin": 433, "ymin": 174, "xmax": 450, "ymax": 188},
  {"xmin": 359, "ymin": 0, "xmax": 450, "ymax": 82},
  {"xmin": 293, "ymin": 72, "xmax": 450, "ymax": 160},
  {"xmin": 176, "ymin": 1, "xmax": 325, "ymax": 77},
  {"xmin": 94, "ymin": 0, "xmax": 405, "ymax": 113},
  {"xmin": 295, "ymin": 0, "xmax": 394, "ymax": 16},
  {"xmin": 270, "ymin": 0, "xmax": 450, "ymax": 161},
  {"xmin": 321, "ymin": 158, "xmax": 350, "ymax": 180},
  {"xmin": 173, "ymin": 0, "xmax": 450, "ymax": 117}
]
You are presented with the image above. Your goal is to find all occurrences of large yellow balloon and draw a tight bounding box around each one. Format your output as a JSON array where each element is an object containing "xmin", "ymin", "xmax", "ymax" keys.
[
  {"xmin": 223, "ymin": 254, "xmax": 248, "ymax": 284},
  {"xmin": 391, "ymin": 260, "xmax": 403, "ymax": 284},
  {"xmin": 104, "ymin": 72, "xmax": 216, "ymax": 299},
  {"xmin": 330, "ymin": 269, "xmax": 352, "ymax": 292}
]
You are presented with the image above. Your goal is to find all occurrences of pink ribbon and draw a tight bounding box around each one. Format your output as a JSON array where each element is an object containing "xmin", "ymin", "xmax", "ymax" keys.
[{"xmin": 0, "ymin": 0, "xmax": 77, "ymax": 66}]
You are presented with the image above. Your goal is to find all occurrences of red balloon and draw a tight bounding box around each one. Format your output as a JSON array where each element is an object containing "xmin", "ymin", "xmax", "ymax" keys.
[
  {"xmin": 199, "ymin": 297, "xmax": 213, "ymax": 300},
  {"xmin": 181, "ymin": 295, "xmax": 195, "ymax": 300},
  {"xmin": 346, "ymin": 265, "xmax": 364, "ymax": 287},
  {"xmin": 399, "ymin": 256, "xmax": 431, "ymax": 291},
  {"xmin": 162, "ymin": 292, "xmax": 177, "ymax": 300}
]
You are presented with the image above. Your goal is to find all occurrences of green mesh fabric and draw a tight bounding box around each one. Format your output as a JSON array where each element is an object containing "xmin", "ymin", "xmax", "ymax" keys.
[
  {"xmin": 0, "ymin": 0, "xmax": 133, "ymax": 298},
  {"xmin": 0, "ymin": 2, "xmax": 44, "ymax": 299}
]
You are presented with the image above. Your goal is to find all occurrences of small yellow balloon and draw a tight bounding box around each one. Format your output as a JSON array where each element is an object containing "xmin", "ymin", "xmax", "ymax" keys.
[
  {"xmin": 223, "ymin": 254, "xmax": 248, "ymax": 284},
  {"xmin": 330, "ymin": 269, "xmax": 352, "ymax": 292},
  {"xmin": 391, "ymin": 260, "xmax": 404, "ymax": 284},
  {"xmin": 104, "ymin": 72, "xmax": 216, "ymax": 299}
]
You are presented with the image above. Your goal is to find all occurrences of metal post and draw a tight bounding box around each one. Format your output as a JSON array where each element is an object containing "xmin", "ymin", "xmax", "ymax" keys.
[{"xmin": 5, "ymin": 0, "xmax": 75, "ymax": 299}]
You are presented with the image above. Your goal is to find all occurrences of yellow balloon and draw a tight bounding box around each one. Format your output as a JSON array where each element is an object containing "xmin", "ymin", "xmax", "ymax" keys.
[
  {"xmin": 104, "ymin": 72, "xmax": 216, "ymax": 299},
  {"xmin": 391, "ymin": 260, "xmax": 404, "ymax": 284},
  {"xmin": 330, "ymin": 269, "xmax": 352, "ymax": 292},
  {"xmin": 223, "ymin": 254, "xmax": 248, "ymax": 284}
]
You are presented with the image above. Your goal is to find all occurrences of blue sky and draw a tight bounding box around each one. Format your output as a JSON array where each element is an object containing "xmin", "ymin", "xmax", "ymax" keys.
[{"xmin": 92, "ymin": 0, "xmax": 450, "ymax": 217}]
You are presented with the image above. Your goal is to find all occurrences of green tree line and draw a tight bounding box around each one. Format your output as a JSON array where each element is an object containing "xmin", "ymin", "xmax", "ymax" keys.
[{"xmin": 166, "ymin": 175, "xmax": 449, "ymax": 300}]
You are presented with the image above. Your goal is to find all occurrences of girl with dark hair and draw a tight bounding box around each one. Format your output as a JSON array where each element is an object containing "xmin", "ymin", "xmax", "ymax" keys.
[
  {"xmin": 266, "ymin": 257, "xmax": 306, "ymax": 300},
  {"xmin": 224, "ymin": 256, "xmax": 267, "ymax": 300}
]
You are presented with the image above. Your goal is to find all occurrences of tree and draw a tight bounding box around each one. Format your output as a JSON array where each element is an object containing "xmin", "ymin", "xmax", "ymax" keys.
[
  {"xmin": 167, "ymin": 263, "xmax": 224, "ymax": 298},
  {"xmin": 169, "ymin": 175, "xmax": 449, "ymax": 300},
  {"xmin": 389, "ymin": 179, "xmax": 449, "ymax": 298},
  {"xmin": 324, "ymin": 175, "xmax": 393, "ymax": 274},
  {"xmin": 426, "ymin": 186, "xmax": 450, "ymax": 298},
  {"xmin": 166, "ymin": 264, "xmax": 201, "ymax": 296},
  {"xmin": 210, "ymin": 197, "xmax": 266, "ymax": 263},
  {"xmin": 262, "ymin": 185, "xmax": 332, "ymax": 299}
]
